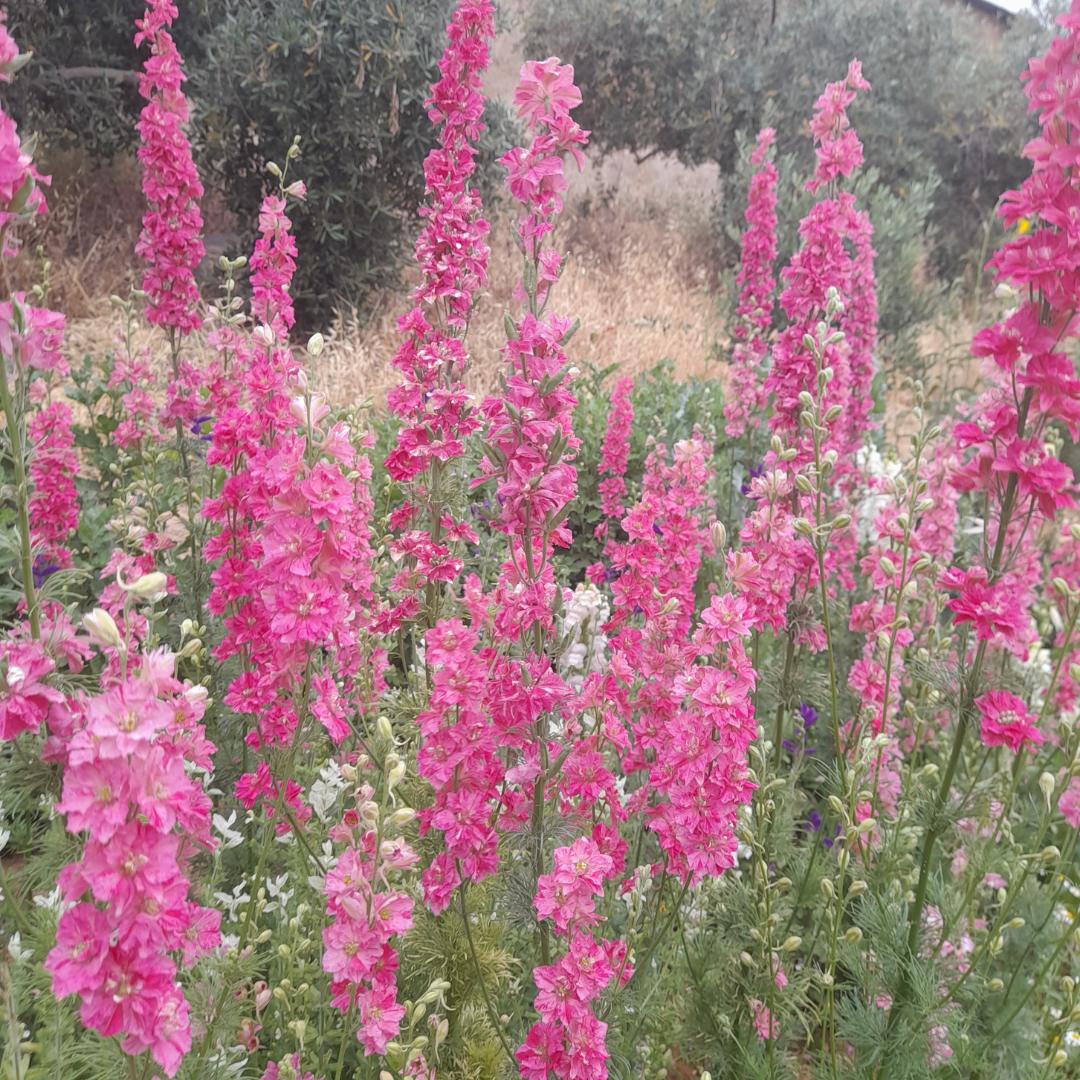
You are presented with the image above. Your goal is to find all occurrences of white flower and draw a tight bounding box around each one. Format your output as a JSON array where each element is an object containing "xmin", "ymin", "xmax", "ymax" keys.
[
  {"xmin": 7, "ymin": 933, "xmax": 32, "ymax": 964},
  {"xmin": 558, "ymin": 582, "xmax": 610, "ymax": 688},
  {"xmin": 33, "ymin": 886, "xmax": 63, "ymax": 912},
  {"xmin": 214, "ymin": 883, "xmax": 251, "ymax": 922},
  {"xmin": 212, "ymin": 811, "xmax": 245, "ymax": 850},
  {"xmin": 264, "ymin": 873, "xmax": 293, "ymax": 915},
  {"xmin": 310, "ymin": 762, "xmax": 347, "ymax": 822}
]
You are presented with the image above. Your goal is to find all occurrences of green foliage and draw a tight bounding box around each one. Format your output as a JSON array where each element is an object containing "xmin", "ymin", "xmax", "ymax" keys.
[
  {"xmin": 564, "ymin": 360, "xmax": 729, "ymax": 581},
  {"xmin": 716, "ymin": 125, "xmax": 945, "ymax": 388},
  {"xmin": 193, "ymin": 0, "xmax": 515, "ymax": 324},
  {"xmin": 8, "ymin": 1, "xmax": 517, "ymax": 323},
  {"xmin": 524, "ymin": 0, "xmax": 1055, "ymax": 276},
  {"xmin": 6, "ymin": 0, "xmax": 222, "ymax": 160}
]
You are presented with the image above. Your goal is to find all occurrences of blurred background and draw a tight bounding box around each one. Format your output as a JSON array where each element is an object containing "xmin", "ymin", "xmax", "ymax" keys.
[{"xmin": 3, "ymin": 0, "xmax": 1065, "ymax": 404}]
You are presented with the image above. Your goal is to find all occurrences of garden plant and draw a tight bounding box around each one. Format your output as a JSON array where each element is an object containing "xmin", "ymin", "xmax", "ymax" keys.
[{"xmin": 4, "ymin": 2, "xmax": 1080, "ymax": 1079}]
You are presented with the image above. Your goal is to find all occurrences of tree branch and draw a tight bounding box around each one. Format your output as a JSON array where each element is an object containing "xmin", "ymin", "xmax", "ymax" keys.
[{"xmin": 56, "ymin": 66, "xmax": 139, "ymax": 85}]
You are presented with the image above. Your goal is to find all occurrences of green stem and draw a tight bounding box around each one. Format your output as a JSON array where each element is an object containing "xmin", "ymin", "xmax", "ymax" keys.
[
  {"xmin": 626, "ymin": 877, "xmax": 691, "ymax": 990},
  {"xmin": 991, "ymin": 907, "xmax": 1079, "ymax": 1039},
  {"xmin": 0, "ymin": 344, "xmax": 39, "ymax": 639},
  {"xmin": 0, "ymin": 859, "xmax": 31, "ymax": 935},
  {"xmin": 331, "ymin": 999, "xmax": 356, "ymax": 1080},
  {"xmin": 772, "ymin": 633, "xmax": 796, "ymax": 771},
  {"xmin": 456, "ymin": 878, "xmax": 515, "ymax": 1066}
]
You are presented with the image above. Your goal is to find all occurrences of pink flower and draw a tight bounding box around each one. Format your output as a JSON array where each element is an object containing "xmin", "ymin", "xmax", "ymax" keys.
[
  {"xmin": 134, "ymin": 0, "xmax": 204, "ymax": 334},
  {"xmin": 517, "ymin": 1020, "xmax": 566, "ymax": 1079},
  {"xmin": 0, "ymin": 12, "xmax": 20, "ymax": 81},
  {"xmin": 0, "ymin": 298, "xmax": 66, "ymax": 373},
  {"xmin": 46, "ymin": 652, "xmax": 218, "ymax": 1078},
  {"xmin": 751, "ymin": 998, "xmax": 779, "ymax": 1041},
  {"xmin": 976, "ymin": 690, "xmax": 1044, "ymax": 753},
  {"xmin": 513, "ymin": 58, "xmax": 583, "ymax": 127},
  {"xmin": 1060, "ymin": 775, "xmax": 1080, "ymax": 827},
  {"xmin": 28, "ymin": 400, "xmax": 80, "ymax": 568},
  {"xmin": 725, "ymin": 128, "xmax": 778, "ymax": 440},
  {"xmin": 535, "ymin": 838, "xmax": 613, "ymax": 936},
  {"xmin": 322, "ymin": 916, "xmax": 383, "ymax": 983},
  {"xmin": 356, "ymin": 982, "xmax": 406, "ymax": 1055},
  {"xmin": 0, "ymin": 640, "xmax": 63, "ymax": 741},
  {"xmin": 43, "ymin": 903, "xmax": 114, "ymax": 998},
  {"xmin": 421, "ymin": 851, "xmax": 461, "ymax": 915}
]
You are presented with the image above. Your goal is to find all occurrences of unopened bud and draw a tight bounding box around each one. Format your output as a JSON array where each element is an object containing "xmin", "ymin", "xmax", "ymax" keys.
[
  {"xmin": 1040, "ymin": 771, "xmax": 1055, "ymax": 810},
  {"xmin": 386, "ymin": 753, "xmax": 406, "ymax": 790},
  {"xmin": 124, "ymin": 571, "xmax": 167, "ymax": 599},
  {"xmin": 83, "ymin": 608, "xmax": 123, "ymax": 649},
  {"xmin": 307, "ymin": 332, "xmax": 325, "ymax": 357},
  {"xmin": 377, "ymin": 715, "xmax": 394, "ymax": 742}
]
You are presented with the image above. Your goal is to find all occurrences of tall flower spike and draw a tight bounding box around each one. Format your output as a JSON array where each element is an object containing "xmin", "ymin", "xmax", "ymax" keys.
[
  {"xmin": 134, "ymin": 0, "xmax": 205, "ymax": 335},
  {"xmin": 382, "ymin": 0, "xmax": 494, "ymax": 632},
  {"xmin": 597, "ymin": 375, "xmax": 634, "ymax": 528},
  {"xmin": 725, "ymin": 128, "xmax": 778, "ymax": 441},
  {"xmin": 766, "ymin": 61, "xmax": 872, "ymax": 461}
]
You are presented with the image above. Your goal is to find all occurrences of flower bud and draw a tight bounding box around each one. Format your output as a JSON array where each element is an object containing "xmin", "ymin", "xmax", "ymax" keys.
[
  {"xmin": 386, "ymin": 753, "xmax": 406, "ymax": 790},
  {"xmin": 83, "ymin": 608, "xmax": 123, "ymax": 649},
  {"xmin": 710, "ymin": 521, "xmax": 727, "ymax": 551},
  {"xmin": 389, "ymin": 807, "xmax": 416, "ymax": 828},
  {"xmin": 124, "ymin": 571, "xmax": 167, "ymax": 599},
  {"xmin": 780, "ymin": 935, "xmax": 802, "ymax": 952},
  {"xmin": 377, "ymin": 715, "xmax": 394, "ymax": 742},
  {"xmin": 307, "ymin": 332, "xmax": 325, "ymax": 357},
  {"xmin": 178, "ymin": 637, "xmax": 202, "ymax": 660},
  {"xmin": 844, "ymin": 927, "xmax": 863, "ymax": 944},
  {"xmin": 987, "ymin": 978, "xmax": 1004, "ymax": 992},
  {"xmin": 1039, "ymin": 771, "xmax": 1055, "ymax": 810}
]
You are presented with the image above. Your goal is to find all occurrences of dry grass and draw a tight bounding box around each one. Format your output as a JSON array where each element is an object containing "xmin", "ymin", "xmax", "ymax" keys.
[
  {"xmin": 316, "ymin": 200, "xmax": 722, "ymax": 408},
  {"xmin": 29, "ymin": 150, "xmax": 978, "ymax": 427},
  {"xmin": 55, "ymin": 187, "xmax": 724, "ymax": 408}
]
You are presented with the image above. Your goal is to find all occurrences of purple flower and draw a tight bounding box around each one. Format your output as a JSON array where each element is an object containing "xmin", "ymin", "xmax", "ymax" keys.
[
  {"xmin": 32, "ymin": 559, "xmax": 59, "ymax": 587},
  {"xmin": 798, "ymin": 703, "xmax": 818, "ymax": 729},
  {"xmin": 740, "ymin": 463, "xmax": 765, "ymax": 497}
]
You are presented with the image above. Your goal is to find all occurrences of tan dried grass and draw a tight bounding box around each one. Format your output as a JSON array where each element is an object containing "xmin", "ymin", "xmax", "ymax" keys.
[{"xmin": 59, "ymin": 194, "xmax": 724, "ymax": 408}]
